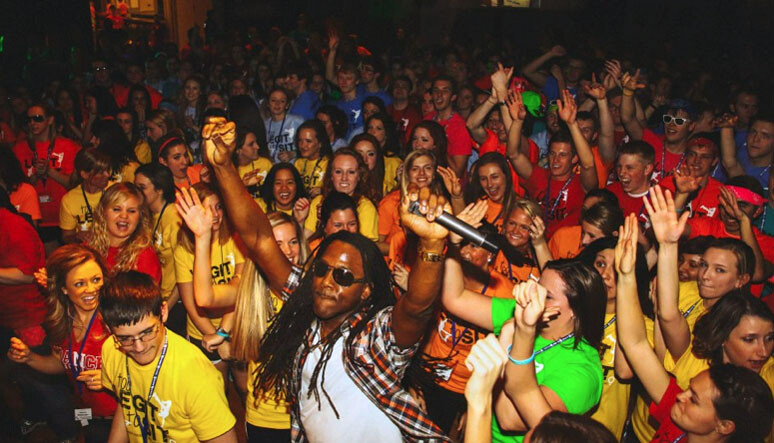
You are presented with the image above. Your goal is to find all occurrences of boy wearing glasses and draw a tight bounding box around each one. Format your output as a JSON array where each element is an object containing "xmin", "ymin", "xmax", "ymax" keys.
[{"xmin": 100, "ymin": 271, "xmax": 236, "ymax": 443}]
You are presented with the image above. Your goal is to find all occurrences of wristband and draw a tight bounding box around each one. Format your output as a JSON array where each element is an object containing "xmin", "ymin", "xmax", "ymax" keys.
[
  {"xmin": 506, "ymin": 345, "xmax": 536, "ymax": 365},
  {"xmin": 622, "ymin": 89, "xmax": 635, "ymax": 97},
  {"xmin": 215, "ymin": 328, "xmax": 231, "ymax": 341}
]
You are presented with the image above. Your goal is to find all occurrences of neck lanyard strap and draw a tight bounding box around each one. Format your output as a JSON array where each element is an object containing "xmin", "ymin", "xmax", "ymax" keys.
[
  {"xmin": 603, "ymin": 316, "xmax": 616, "ymax": 330},
  {"xmin": 126, "ymin": 332, "xmax": 168, "ymax": 443},
  {"xmin": 544, "ymin": 175, "xmax": 574, "ymax": 218},
  {"xmin": 153, "ymin": 202, "xmax": 170, "ymax": 240},
  {"xmin": 661, "ymin": 146, "xmax": 686, "ymax": 179},
  {"xmin": 683, "ymin": 300, "xmax": 700, "ymax": 318},
  {"xmin": 536, "ymin": 332, "xmax": 574, "ymax": 356},
  {"xmin": 81, "ymin": 186, "xmax": 103, "ymax": 220},
  {"xmin": 68, "ymin": 310, "xmax": 98, "ymax": 395}
]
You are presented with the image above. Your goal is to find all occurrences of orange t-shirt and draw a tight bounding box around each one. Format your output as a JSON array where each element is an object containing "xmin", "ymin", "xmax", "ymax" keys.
[
  {"xmin": 378, "ymin": 189, "xmax": 401, "ymax": 241},
  {"xmin": 10, "ymin": 183, "xmax": 42, "ymax": 221},
  {"xmin": 422, "ymin": 271, "xmax": 514, "ymax": 393},
  {"xmin": 483, "ymin": 198, "xmax": 504, "ymax": 231},
  {"xmin": 492, "ymin": 250, "xmax": 540, "ymax": 283},
  {"xmin": 548, "ymin": 225, "xmax": 583, "ymax": 259}
]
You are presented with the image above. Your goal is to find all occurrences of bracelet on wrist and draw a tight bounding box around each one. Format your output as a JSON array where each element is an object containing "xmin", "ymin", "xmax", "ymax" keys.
[
  {"xmin": 506, "ymin": 345, "xmax": 536, "ymax": 365},
  {"xmin": 215, "ymin": 327, "xmax": 231, "ymax": 341}
]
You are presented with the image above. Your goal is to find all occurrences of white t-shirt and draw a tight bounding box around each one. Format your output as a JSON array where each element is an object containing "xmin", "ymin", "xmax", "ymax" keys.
[
  {"xmin": 299, "ymin": 327, "xmax": 402, "ymax": 443},
  {"xmin": 265, "ymin": 114, "xmax": 304, "ymax": 162}
]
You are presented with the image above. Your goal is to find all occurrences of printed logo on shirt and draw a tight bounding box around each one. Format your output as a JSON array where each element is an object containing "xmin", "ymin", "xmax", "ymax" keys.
[
  {"xmin": 116, "ymin": 375, "xmax": 174, "ymax": 442},
  {"xmin": 61, "ymin": 350, "xmax": 102, "ymax": 372},
  {"xmin": 51, "ymin": 151, "xmax": 65, "ymax": 168},
  {"xmin": 351, "ymin": 109, "xmax": 361, "ymax": 123},
  {"xmin": 76, "ymin": 208, "xmax": 94, "ymax": 228}
]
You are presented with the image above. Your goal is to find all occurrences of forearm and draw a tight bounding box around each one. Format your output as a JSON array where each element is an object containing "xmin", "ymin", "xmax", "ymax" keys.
[
  {"xmin": 507, "ymin": 121, "xmax": 532, "ymax": 179},
  {"xmin": 465, "ymin": 399, "xmax": 492, "ymax": 443},
  {"xmin": 596, "ymin": 98, "xmax": 615, "ymax": 163},
  {"xmin": 325, "ymin": 48, "xmax": 337, "ymax": 84},
  {"xmin": 467, "ymin": 99, "xmax": 497, "ymax": 144},
  {"xmin": 449, "ymin": 155, "xmax": 469, "ymax": 179},
  {"xmin": 193, "ymin": 235, "xmax": 216, "ymax": 308},
  {"xmin": 533, "ymin": 241, "xmax": 553, "ymax": 270},
  {"xmin": 0, "ymin": 267, "xmax": 34, "ymax": 285},
  {"xmin": 26, "ymin": 352, "xmax": 66, "ymax": 374},
  {"xmin": 521, "ymin": 54, "xmax": 551, "ymax": 87},
  {"xmin": 620, "ymin": 94, "xmax": 643, "ymax": 140},
  {"xmin": 47, "ymin": 169, "xmax": 71, "ymax": 187},
  {"xmin": 108, "ymin": 407, "xmax": 129, "ymax": 443},
  {"xmin": 569, "ymin": 123, "xmax": 598, "ymax": 191},
  {"xmin": 634, "ymin": 98, "xmax": 647, "ymax": 127},
  {"xmin": 740, "ymin": 218, "xmax": 769, "ymax": 282},
  {"xmin": 656, "ymin": 243, "xmax": 690, "ymax": 358},
  {"xmin": 504, "ymin": 327, "xmax": 551, "ymax": 428},
  {"xmin": 720, "ymin": 128, "xmax": 743, "ymax": 176},
  {"xmin": 179, "ymin": 284, "xmax": 218, "ymax": 335},
  {"xmin": 617, "ymin": 274, "xmax": 651, "ymax": 352}
]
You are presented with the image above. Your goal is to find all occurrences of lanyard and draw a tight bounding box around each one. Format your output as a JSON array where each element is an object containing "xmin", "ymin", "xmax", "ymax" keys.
[
  {"xmin": 303, "ymin": 157, "xmax": 323, "ymax": 187},
  {"xmin": 536, "ymin": 332, "xmax": 574, "ymax": 356},
  {"xmin": 81, "ymin": 186, "xmax": 103, "ymax": 221},
  {"xmin": 152, "ymin": 202, "xmax": 170, "ymax": 241},
  {"xmin": 683, "ymin": 300, "xmax": 699, "ymax": 318},
  {"xmin": 672, "ymin": 433, "xmax": 686, "ymax": 443},
  {"xmin": 603, "ymin": 316, "xmax": 616, "ymax": 330},
  {"xmin": 28, "ymin": 137, "xmax": 56, "ymax": 170},
  {"xmin": 544, "ymin": 175, "xmax": 574, "ymax": 219},
  {"xmin": 269, "ymin": 115, "xmax": 287, "ymax": 149},
  {"xmin": 68, "ymin": 310, "xmax": 98, "ymax": 395},
  {"xmin": 126, "ymin": 332, "xmax": 168, "ymax": 443},
  {"xmin": 660, "ymin": 146, "xmax": 686, "ymax": 179}
]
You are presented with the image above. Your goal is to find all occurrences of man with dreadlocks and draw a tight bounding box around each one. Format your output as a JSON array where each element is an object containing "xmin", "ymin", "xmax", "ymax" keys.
[{"xmin": 202, "ymin": 117, "xmax": 452, "ymax": 442}]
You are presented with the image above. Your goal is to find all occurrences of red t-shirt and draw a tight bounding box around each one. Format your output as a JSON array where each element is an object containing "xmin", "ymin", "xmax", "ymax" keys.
[
  {"xmin": 388, "ymin": 105, "xmax": 422, "ymax": 146},
  {"xmin": 642, "ymin": 129, "xmax": 685, "ymax": 180},
  {"xmin": 477, "ymin": 128, "xmax": 539, "ymax": 196},
  {"xmin": 12, "ymin": 137, "xmax": 81, "ymax": 227},
  {"xmin": 425, "ymin": 111, "xmax": 472, "ymax": 157},
  {"xmin": 524, "ymin": 167, "xmax": 585, "ymax": 238},
  {"xmin": 659, "ymin": 175, "xmax": 723, "ymax": 219},
  {"xmin": 649, "ymin": 377, "xmax": 686, "ymax": 443},
  {"xmin": 606, "ymin": 182, "xmax": 651, "ymax": 227},
  {"xmin": 0, "ymin": 209, "xmax": 46, "ymax": 330},
  {"xmin": 58, "ymin": 317, "xmax": 117, "ymax": 417},
  {"xmin": 105, "ymin": 245, "xmax": 162, "ymax": 284}
]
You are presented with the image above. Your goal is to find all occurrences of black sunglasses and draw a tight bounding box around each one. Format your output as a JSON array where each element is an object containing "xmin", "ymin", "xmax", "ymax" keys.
[
  {"xmin": 26, "ymin": 115, "xmax": 45, "ymax": 123},
  {"xmin": 311, "ymin": 261, "xmax": 367, "ymax": 287}
]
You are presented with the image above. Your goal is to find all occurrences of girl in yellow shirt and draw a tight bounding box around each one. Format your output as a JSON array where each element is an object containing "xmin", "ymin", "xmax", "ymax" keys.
[
  {"xmin": 257, "ymin": 163, "xmax": 309, "ymax": 218},
  {"xmin": 293, "ymin": 120, "xmax": 331, "ymax": 198},
  {"xmin": 234, "ymin": 128, "xmax": 272, "ymax": 198},
  {"xmin": 92, "ymin": 119, "xmax": 140, "ymax": 184},
  {"xmin": 115, "ymin": 108, "xmax": 152, "ymax": 164}
]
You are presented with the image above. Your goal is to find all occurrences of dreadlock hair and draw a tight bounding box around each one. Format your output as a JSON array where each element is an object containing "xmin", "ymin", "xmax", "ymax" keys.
[{"xmin": 254, "ymin": 231, "xmax": 395, "ymax": 417}]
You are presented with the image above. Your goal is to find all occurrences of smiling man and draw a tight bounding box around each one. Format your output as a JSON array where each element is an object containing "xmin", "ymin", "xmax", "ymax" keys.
[
  {"xmin": 100, "ymin": 271, "xmax": 236, "ymax": 443},
  {"xmin": 606, "ymin": 141, "xmax": 654, "ymax": 226}
]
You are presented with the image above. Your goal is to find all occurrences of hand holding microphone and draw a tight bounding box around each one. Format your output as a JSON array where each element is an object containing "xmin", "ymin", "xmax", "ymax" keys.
[{"xmin": 408, "ymin": 198, "xmax": 501, "ymax": 254}]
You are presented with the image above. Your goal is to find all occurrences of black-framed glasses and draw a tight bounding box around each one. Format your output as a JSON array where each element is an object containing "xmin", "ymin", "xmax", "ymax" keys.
[
  {"xmin": 26, "ymin": 115, "xmax": 45, "ymax": 123},
  {"xmin": 311, "ymin": 261, "xmax": 367, "ymax": 287},
  {"xmin": 663, "ymin": 114, "xmax": 690, "ymax": 126},
  {"xmin": 113, "ymin": 323, "xmax": 161, "ymax": 347}
]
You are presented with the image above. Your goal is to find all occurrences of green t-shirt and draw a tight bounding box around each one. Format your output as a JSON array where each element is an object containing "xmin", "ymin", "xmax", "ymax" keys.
[{"xmin": 490, "ymin": 297, "xmax": 603, "ymax": 443}]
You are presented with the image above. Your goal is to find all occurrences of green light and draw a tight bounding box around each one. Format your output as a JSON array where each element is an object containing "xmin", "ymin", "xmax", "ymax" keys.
[{"xmin": 0, "ymin": 36, "xmax": 4, "ymax": 53}]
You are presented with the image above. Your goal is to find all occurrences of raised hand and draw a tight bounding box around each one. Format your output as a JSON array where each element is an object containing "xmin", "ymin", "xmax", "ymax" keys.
[
  {"xmin": 529, "ymin": 216, "xmax": 547, "ymax": 244},
  {"xmin": 673, "ymin": 167, "xmax": 702, "ymax": 194},
  {"xmin": 549, "ymin": 45, "xmax": 567, "ymax": 58},
  {"xmin": 604, "ymin": 59, "xmax": 623, "ymax": 86},
  {"xmin": 512, "ymin": 280, "xmax": 552, "ymax": 330},
  {"xmin": 76, "ymin": 369, "xmax": 103, "ymax": 391},
  {"xmin": 602, "ymin": 72, "xmax": 618, "ymax": 91},
  {"xmin": 242, "ymin": 170, "xmax": 264, "ymax": 187},
  {"xmin": 615, "ymin": 214, "xmax": 639, "ymax": 276},
  {"xmin": 719, "ymin": 187, "xmax": 748, "ymax": 222},
  {"xmin": 33, "ymin": 267, "xmax": 48, "ymax": 288},
  {"xmin": 556, "ymin": 89, "xmax": 577, "ymax": 124},
  {"xmin": 448, "ymin": 199, "xmax": 488, "ymax": 244},
  {"xmin": 176, "ymin": 187, "xmax": 213, "ymax": 239},
  {"xmin": 327, "ymin": 28, "xmax": 339, "ymax": 51},
  {"xmin": 7, "ymin": 337, "xmax": 31, "ymax": 364},
  {"xmin": 293, "ymin": 197, "xmax": 311, "ymax": 225},
  {"xmin": 490, "ymin": 62, "xmax": 514, "ymax": 96},
  {"xmin": 643, "ymin": 185, "xmax": 689, "ymax": 245},
  {"xmin": 506, "ymin": 89, "xmax": 526, "ymax": 122},
  {"xmin": 714, "ymin": 113, "xmax": 738, "ymax": 129},
  {"xmin": 202, "ymin": 117, "xmax": 237, "ymax": 167},
  {"xmin": 464, "ymin": 334, "xmax": 507, "ymax": 404},
  {"xmin": 621, "ymin": 69, "xmax": 646, "ymax": 93},
  {"xmin": 400, "ymin": 185, "xmax": 450, "ymax": 241},
  {"xmin": 437, "ymin": 166, "xmax": 462, "ymax": 199},
  {"xmin": 583, "ymin": 73, "xmax": 607, "ymax": 100}
]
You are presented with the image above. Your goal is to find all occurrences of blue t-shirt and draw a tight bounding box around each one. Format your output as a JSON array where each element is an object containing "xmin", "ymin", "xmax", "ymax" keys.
[
  {"xmin": 711, "ymin": 142, "xmax": 771, "ymax": 190},
  {"xmin": 289, "ymin": 90, "xmax": 321, "ymax": 121},
  {"xmin": 357, "ymin": 84, "xmax": 393, "ymax": 107},
  {"xmin": 541, "ymin": 76, "xmax": 578, "ymax": 104},
  {"xmin": 336, "ymin": 91, "xmax": 367, "ymax": 139}
]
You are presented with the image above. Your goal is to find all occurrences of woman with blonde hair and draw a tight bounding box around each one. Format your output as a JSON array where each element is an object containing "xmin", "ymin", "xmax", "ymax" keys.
[
  {"xmin": 88, "ymin": 182, "xmax": 161, "ymax": 282},
  {"xmin": 493, "ymin": 198, "xmax": 551, "ymax": 284},
  {"xmin": 8, "ymin": 244, "xmax": 116, "ymax": 442},
  {"xmin": 145, "ymin": 108, "xmax": 182, "ymax": 155}
]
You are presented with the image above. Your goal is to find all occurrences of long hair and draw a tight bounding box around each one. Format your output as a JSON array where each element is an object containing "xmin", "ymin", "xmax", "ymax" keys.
[
  {"xmin": 320, "ymin": 148, "xmax": 373, "ymax": 204},
  {"xmin": 399, "ymin": 149, "xmax": 445, "ymax": 196},
  {"xmin": 43, "ymin": 244, "xmax": 108, "ymax": 345},
  {"xmin": 233, "ymin": 126, "xmax": 271, "ymax": 164},
  {"xmin": 117, "ymin": 107, "xmax": 141, "ymax": 146},
  {"xmin": 529, "ymin": 410, "xmax": 617, "ymax": 443},
  {"xmin": 465, "ymin": 152, "xmax": 516, "ymax": 224},
  {"xmin": 71, "ymin": 147, "xmax": 110, "ymax": 187},
  {"xmin": 409, "ymin": 120, "xmax": 448, "ymax": 167},
  {"xmin": 350, "ymin": 133, "xmax": 385, "ymax": 202},
  {"xmin": 177, "ymin": 183, "xmax": 232, "ymax": 253},
  {"xmin": 709, "ymin": 364, "xmax": 774, "ymax": 443},
  {"xmin": 93, "ymin": 119, "xmax": 138, "ymax": 177},
  {"xmin": 543, "ymin": 259, "xmax": 606, "ymax": 350},
  {"xmin": 254, "ymin": 231, "xmax": 395, "ymax": 414},
  {"xmin": 316, "ymin": 105, "xmax": 348, "ymax": 141},
  {"xmin": 0, "ymin": 144, "xmax": 29, "ymax": 193},
  {"xmin": 260, "ymin": 162, "xmax": 308, "ymax": 211},
  {"xmin": 232, "ymin": 213, "xmax": 310, "ymax": 363},
  {"xmin": 146, "ymin": 109, "xmax": 182, "ymax": 156},
  {"xmin": 366, "ymin": 112, "xmax": 403, "ymax": 158},
  {"xmin": 89, "ymin": 183, "xmax": 153, "ymax": 273},
  {"xmin": 693, "ymin": 290, "xmax": 774, "ymax": 366}
]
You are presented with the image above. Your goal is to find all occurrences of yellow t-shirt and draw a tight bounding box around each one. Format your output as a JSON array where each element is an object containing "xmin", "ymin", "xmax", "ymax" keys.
[
  {"xmin": 134, "ymin": 139, "xmax": 152, "ymax": 164},
  {"xmin": 591, "ymin": 313, "xmax": 653, "ymax": 439},
  {"xmin": 173, "ymin": 236, "xmax": 245, "ymax": 340},
  {"xmin": 304, "ymin": 194, "xmax": 379, "ymax": 242},
  {"xmin": 59, "ymin": 185, "xmax": 102, "ymax": 232},
  {"xmin": 101, "ymin": 330, "xmax": 236, "ymax": 442},
  {"xmin": 153, "ymin": 205, "xmax": 181, "ymax": 300},
  {"xmin": 383, "ymin": 156, "xmax": 402, "ymax": 196},
  {"xmin": 109, "ymin": 161, "xmax": 140, "ymax": 185},
  {"xmin": 294, "ymin": 156, "xmax": 328, "ymax": 195},
  {"xmin": 632, "ymin": 280, "xmax": 704, "ymax": 443},
  {"xmin": 246, "ymin": 291, "xmax": 290, "ymax": 429},
  {"xmin": 238, "ymin": 157, "xmax": 273, "ymax": 198},
  {"xmin": 256, "ymin": 198, "xmax": 293, "ymax": 216}
]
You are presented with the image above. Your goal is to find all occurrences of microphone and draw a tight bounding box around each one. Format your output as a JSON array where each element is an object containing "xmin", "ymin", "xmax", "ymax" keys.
[{"xmin": 408, "ymin": 201, "xmax": 500, "ymax": 254}]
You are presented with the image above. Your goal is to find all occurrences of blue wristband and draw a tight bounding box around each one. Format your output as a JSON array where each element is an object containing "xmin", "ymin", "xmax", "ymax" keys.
[
  {"xmin": 215, "ymin": 328, "xmax": 230, "ymax": 341},
  {"xmin": 506, "ymin": 344, "xmax": 536, "ymax": 365}
]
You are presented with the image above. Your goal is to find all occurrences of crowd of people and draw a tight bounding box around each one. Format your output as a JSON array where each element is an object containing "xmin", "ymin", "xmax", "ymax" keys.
[{"xmin": 2, "ymin": 9, "xmax": 774, "ymax": 443}]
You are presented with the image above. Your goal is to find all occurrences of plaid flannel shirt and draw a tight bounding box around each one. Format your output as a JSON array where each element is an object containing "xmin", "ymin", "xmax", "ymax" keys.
[{"xmin": 287, "ymin": 305, "xmax": 449, "ymax": 442}]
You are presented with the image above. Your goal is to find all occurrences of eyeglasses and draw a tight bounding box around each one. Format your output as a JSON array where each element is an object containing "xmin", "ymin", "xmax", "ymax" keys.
[
  {"xmin": 114, "ymin": 323, "xmax": 161, "ymax": 347},
  {"xmin": 311, "ymin": 261, "xmax": 367, "ymax": 287},
  {"xmin": 663, "ymin": 115, "xmax": 690, "ymax": 126},
  {"xmin": 26, "ymin": 115, "xmax": 45, "ymax": 123}
]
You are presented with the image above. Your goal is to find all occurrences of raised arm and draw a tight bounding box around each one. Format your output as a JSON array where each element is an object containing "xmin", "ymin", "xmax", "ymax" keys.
[
  {"xmin": 522, "ymin": 45, "xmax": 566, "ymax": 88},
  {"xmin": 467, "ymin": 64, "xmax": 514, "ymax": 144},
  {"xmin": 324, "ymin": 29, "xmax": 339, "ymax": 85},
  {"xmin": 720, "ymin": 187, "xmax": 772, "ymax": 283},
  {"xmin": 464, "ymin": 334, "xmax": 508, "ymax": 443},
  {"xmin": 615, "ymin": 214, "xmax": 671, "ymax": 404},
  {"xmin": 643, "ymin": 185, "xmax": 692, "ymax": 361},
  {"xmin": 619, "ymin": 70, "xmax": 646, "ymax": 141},
  {"xmin": 717, "ymin": 114, "xmax": 745, "ymax": 177},
  {"xmin": 505, "ymin": 90, "xmax": 533, "ymax": 180},
  {"xmin": 529, "ymin": 216, "xmax": 553, "ymax": 269},
  {"xmin": 203, "ymin": 119, "xmax": 292, "ymax": 295},
  {"xmin": 585, "ymin": 73, "xmax": 616, "ymax": 164},
  {"xmin": 558, "ymin": 89, "xmax": 597, "ymax": 191},
  {"xmin": 391, "ymin": 186, "xmax": 449, "ymax": 349}
]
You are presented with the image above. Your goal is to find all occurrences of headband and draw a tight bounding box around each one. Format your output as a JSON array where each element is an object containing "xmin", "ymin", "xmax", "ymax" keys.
[
  {"xmin": 726, "ymin": 185, "xmax": 766, "ymax": 206},
  {"xmin": 158, "ymin": 137, "xmax": 184, "ymax": 155},
  {"xmin": 687, "ymin": 136, "xmax": 717, "ymax": 150}
]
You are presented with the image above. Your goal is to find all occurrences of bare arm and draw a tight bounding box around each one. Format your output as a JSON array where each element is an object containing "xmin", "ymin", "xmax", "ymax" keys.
[
  {"xmin": 721, "ymin": 187, "xmax": 772, "ymax": 283},
  {"xmin": 441, "ymin": 251, "xmax": 495, "ymax": 331},
  {"xmin": 448, "ymin": 155, "xmax": 469, "ymax": 180},
  {"xmin": 505, "ymin": 91, "xmax": 533, "ymax": 180},
  {"xmin": 529, "ymin": 217, "xmax": 553, "ymax": 269},
  {"xmin": 0, "ymin": 267, "xmax": 35, "ymax": 285},
  {"xmin": 204, "ymin": 119, "xmax": 292, "ymax": 295},
  {"xmin": 107, "ymin": 406, "xmax": 129, "ymax": 443},
  {"xmin": 325, "ymin": 30, "xmax": 339, "ymax": 84},
  {"xmin": 203, "ymin": 427, "xmax": 237, "ymax": 443},
  {"xmin": 719, "ymin": 115, "xmax": 745, "ymax": 177},
  {"xmin": 467, "ymin": 96, "xmax": 499, "ymax": 144},
  {"xmin": 7, "ymin": 338, "xmax": 65, "ymax": 374},
  {"xmin": 463, "ymin": 335, "xmax": 508, "ymax": 443},
  {"xmin": 620, "ymin": 70, "xmax": 646, "ymax": 141},
  {"xmin": 585, "ymin": 74, "xmax": 616, "ymax": 163},
  {"xmin": 522, "ymin": 46, "xmax": 566, "ymax": 88},
  {"xmin": 558, "ymin": 90, "xmax": 598, "ymax": 192}
]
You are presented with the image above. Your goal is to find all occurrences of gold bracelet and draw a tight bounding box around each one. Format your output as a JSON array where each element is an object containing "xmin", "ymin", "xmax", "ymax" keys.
[{"xmin": 420, "ymin": 251, "xmax": 445, "ymax": 262}]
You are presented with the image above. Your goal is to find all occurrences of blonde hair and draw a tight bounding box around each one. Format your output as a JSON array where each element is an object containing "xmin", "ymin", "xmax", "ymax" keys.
[
  {"xmin": 89, "ymin": 183, "xmax": 153, "ymax": 274},
  {"xmin": 43, "ymin": 244, "xmax": 108, "ymax": 345},
  {"xmin": 177, "ymin": 183, "xmax": 232, "ymax": 253},
  {"xmin": 231, "ymin": 212, "xmax": 309, "ymax": 362},
  {"xmin": 400, "ymin": 149, "xmax": 441, "ymax": 197},
  {"xmin": 508, "ymin": 198, "xmax": 543, "ymax": 223}
]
